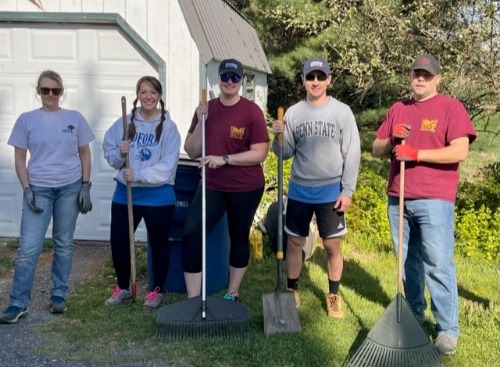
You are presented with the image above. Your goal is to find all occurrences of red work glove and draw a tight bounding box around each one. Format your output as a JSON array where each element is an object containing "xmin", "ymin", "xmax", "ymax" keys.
[
  {"xmin": 395, "ymin": 144, "xmax": 419, "ymax": 162},
  {"xmin": 390, "ymin": 123, "xmax": 411, "ymax": 146}
]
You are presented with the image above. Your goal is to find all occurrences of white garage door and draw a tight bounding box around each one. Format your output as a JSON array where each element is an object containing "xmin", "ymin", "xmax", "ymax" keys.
[{"xmin": 0, "ymin": 24, "xmax": 158, "ymax": 241}]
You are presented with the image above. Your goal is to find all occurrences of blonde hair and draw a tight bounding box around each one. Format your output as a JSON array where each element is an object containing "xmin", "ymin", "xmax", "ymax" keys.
[{"xmin": 37, "ymin": 70, "xmax": 64, "ymax": 89}]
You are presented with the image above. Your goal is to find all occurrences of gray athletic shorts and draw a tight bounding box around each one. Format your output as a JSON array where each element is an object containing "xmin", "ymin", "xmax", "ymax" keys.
[{"xmin": 284, "ymin": 198, "xmax": 347, "ymax": 238}]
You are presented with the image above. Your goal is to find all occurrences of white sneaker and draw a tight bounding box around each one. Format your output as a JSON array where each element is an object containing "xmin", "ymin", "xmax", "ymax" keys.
[{"xmin": 434, "ymin": 334, "xmax": 457, "ymax": 355}]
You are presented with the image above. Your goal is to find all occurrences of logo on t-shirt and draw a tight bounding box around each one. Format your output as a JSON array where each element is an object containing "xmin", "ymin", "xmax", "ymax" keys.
[
  {"xmin": 421, "ymin": 118, "xmax": 438, "ymax": 132},
  {"xmin": 230, "ymin": 126, "xmax": 245, "ymax": 140},
  {"xmin": 62, "ymin": 124, "xmax": 75, "ymax": 134}
]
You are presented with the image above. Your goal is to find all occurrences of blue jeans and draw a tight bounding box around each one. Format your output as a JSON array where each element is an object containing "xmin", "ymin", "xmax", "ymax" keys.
[
  {"xmin": 388, "ymin": 196, "xmax": 459, "ymax": 339},
  {"xmin": 9, "ymin": 180, "xmax": 81, "ymax": 308}
]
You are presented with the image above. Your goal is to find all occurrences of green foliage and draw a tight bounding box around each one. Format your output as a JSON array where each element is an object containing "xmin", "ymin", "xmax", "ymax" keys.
[
  {"xmin": 348, "ymin": 163, "xmax": 392, "ymax": 252},
  {"xmin": 260, "ymin": 126, "xmax": 292, "ymax": 220},
  {"xmin": 456, "ymin": 206, "xmax": 500, "ymax": 261},
  {"xmin": 241, "ymin": 0, "xmax": 500, "ymax": 134},
  {"xmin": 457, "ymin": 162, "xmax": 500, "ymax": 212},
  {"xmin": 455, "ymin": 161, "xmax": 500, "ymax": 261}
]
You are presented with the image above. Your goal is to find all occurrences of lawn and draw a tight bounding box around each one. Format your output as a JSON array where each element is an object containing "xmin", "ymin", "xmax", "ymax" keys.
[{"xmin": 38, "ymin": 242, "xmax": 500, "ymax": 367}]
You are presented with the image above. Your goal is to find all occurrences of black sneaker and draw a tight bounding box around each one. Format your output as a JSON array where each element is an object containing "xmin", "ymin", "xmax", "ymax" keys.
[
  {"xmin": 50, "ymin": 296, "xmax": 68, "ymax": 314},
  {"xmin": 0, "ymin": 306, "xmax": 29, "ymax": 324}
]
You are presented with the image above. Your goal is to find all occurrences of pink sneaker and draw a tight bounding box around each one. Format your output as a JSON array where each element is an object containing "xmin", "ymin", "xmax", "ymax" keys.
[
  {"xmin": 143, "ymin": 287, "xmax": 163, "ymax": 310},
  {"xmin": 104, "ymin": 286, "xmax": 133, "ymax": 307}
]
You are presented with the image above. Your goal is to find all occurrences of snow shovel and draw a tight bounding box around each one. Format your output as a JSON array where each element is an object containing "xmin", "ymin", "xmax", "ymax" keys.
[
  {"xmin": 345, "ymin": 156, "xmax": 443, "ymax": 366},
  {"xmin": 121, "ymin": 96, "xmax": 137, "ymax": 300},
  {"xmin": 262, "ymin": 106, "xmax": 301, "ymax": 336}
]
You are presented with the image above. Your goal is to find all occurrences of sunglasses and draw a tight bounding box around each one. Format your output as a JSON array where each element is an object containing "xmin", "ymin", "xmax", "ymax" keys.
[
  {"xmin": 220, "ymin": 73, "xmax": 241, "ymax": 83},
  {"xmin": 305, "ymin": 73, "xmax": 328, "ymax": 82},
  {"xmin": 39, "ymin": 87, "xmax": 63, "ymax": 96}
]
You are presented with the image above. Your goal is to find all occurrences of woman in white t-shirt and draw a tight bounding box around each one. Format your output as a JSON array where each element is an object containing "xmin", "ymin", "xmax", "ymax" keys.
[{"xmin": 0, "ymin": 70, "xmax": 95, "ymax": 324}]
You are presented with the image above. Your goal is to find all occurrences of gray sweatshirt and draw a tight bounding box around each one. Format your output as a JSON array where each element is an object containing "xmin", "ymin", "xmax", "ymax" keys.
[{"xmin": 273, "ymin": 96, "xmax": 361, "ymax": 197}]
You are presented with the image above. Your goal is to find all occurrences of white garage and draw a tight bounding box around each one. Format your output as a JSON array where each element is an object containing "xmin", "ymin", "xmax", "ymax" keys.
[
  {"xmin": 0, "ymin": 21, "xmax": 160, "ymax": 241},
  {"xmin": 0, "ymin": 1, "xmax": 271, "ymax": 241}
]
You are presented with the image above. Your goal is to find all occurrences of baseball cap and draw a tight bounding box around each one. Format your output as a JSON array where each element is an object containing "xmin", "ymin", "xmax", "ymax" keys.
[
  {"xmin": 218, "ymin": 59, "xmax": 244, "ymax": 77},
  {"xmin": 411, "ymin": 54, "xmax": 440, "ymax": 75},
  {"xmin": 303, "ymin": 57, "xmax": 331, "ymax": 75}
]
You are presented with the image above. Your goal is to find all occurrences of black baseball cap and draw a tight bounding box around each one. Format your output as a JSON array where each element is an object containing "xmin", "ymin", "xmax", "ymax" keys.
[{"xmin": 218, "ymin": 59, "xmax": 244, "ymax": 77}]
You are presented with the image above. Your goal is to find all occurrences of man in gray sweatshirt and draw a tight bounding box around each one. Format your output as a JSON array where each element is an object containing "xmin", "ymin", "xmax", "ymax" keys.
[{"xmin": 272, "ymin": 57, "xmax": 360, "ymax": 318}]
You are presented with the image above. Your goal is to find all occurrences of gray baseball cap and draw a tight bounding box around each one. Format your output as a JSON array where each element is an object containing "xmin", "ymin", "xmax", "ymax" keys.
[{"xmin": 411, "ymin": 54, "xmax": 440, "ymax": 75}]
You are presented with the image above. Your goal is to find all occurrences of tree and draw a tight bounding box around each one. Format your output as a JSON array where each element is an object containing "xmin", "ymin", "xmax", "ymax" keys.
[{"xmin": 239, "ymin": 0, "xmax": 500, "ymax": 133}]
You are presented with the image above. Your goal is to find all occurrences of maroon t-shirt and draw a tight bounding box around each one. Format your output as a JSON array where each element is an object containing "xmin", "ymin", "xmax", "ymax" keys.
[
  {"xmin": 376, "ymin": 94, "xmax": 476, "ymax": 202},
  {"xmin": 188, "ymin": 97, "xmax": 269, "ymax": 192}
]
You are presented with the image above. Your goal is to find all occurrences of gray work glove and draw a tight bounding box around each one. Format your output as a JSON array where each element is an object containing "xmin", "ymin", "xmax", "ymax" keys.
[
  {"xmin": 78, "ymin": 182, "xmax": 92, "ymax": 214},
  {"xmin": 23, "ymin": 187, "xmax": 44, "ymax": 213}
]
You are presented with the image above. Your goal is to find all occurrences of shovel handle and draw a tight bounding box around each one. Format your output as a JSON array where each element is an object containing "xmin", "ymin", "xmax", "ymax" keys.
[{"xmin": 277, "ymin": 107, "xmax": 284, "ymax": 147}]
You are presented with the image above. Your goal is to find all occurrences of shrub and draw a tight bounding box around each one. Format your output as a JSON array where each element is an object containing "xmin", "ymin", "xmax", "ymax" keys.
[
  {"xmin": 455, "ymin": 161, "xmax": 500, "ymax": 262},
  {"xmin": 348, "ymin": 165, "xmax": 392, "ymax": 252},
  {"xmin": 455, "ymin": 206, "xmax": 500, "ymax": 261}
]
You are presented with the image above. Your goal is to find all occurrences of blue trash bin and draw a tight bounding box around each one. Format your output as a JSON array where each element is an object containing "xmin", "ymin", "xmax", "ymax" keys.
[{"xmin": 147, "ymin": 157, "xmax": 230, "ymax": 294}]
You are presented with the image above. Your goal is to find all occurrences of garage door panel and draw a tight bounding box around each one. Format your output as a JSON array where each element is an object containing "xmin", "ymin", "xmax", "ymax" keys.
[
  {"xmin": 31, "ymin": 29, "xmax": 78, "ymax": 62},
  {"xmin": 0, "ymin": 190, "xmax": 21, "ymax": 235},
  {"xmin": 0, "ymin": 29, "xmax": 12, "ymax": 60}
]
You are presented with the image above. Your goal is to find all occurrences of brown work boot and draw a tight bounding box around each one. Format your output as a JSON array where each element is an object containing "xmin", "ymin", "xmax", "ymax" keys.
[
  {"xmin": 286, "ymin": 288, "xmax": 300, "ymax": 308},
  {"xmin": 326, "ymin": 293, "xmax": 345, "ymax": 318}
]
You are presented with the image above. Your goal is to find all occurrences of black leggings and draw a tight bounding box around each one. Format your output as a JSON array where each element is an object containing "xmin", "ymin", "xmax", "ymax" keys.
[
  {"xmin": 182, "ymin": 187, "xmax": 264, "ymax": 273},
  {"xmin": 110, "ymin": 202, "xmax": 174, "ymax": 292}
]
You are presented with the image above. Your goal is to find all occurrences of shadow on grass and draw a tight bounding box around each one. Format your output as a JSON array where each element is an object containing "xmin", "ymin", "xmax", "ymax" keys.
[
  {"xmin": 458, "ymin": 284, "xmax": 492, "ymax": 309},
  {"xmin": 302, "ymin": 247, "xmax": 395, "ymax": 364}
]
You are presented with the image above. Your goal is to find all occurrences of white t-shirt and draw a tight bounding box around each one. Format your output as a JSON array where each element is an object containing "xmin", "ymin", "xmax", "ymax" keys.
[{"xmin": 8, "ymin": 108, "xmax": 95, "ymax": 187}]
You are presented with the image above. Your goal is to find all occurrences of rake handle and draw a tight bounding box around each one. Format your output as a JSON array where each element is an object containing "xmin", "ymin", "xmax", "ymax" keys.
[
  {"xmin": 121, "ymin": 96, "xmax": 137, "ymax": 300},
  {"xmin": 201, "ymin": 89, "xmax": 207, "ymax": 319}
]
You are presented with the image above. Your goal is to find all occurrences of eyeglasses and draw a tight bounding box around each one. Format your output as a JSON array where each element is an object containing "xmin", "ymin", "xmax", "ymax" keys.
[
  {"xmin": 305, "ymin": 73, "xmax": 328, "ymax": 82},
  {"xmin": 39, "ymin": 87, "xmax": 63, "ymax": 96},
  {"xmin": 220, "ymin": 73, "xmax": 241, "ymax": 83}
]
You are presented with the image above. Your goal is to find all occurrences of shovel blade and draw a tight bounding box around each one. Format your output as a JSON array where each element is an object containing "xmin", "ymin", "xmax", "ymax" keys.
[{"xmin": 262, "ymin": 292, "xmax": 301, "ymax": 336}]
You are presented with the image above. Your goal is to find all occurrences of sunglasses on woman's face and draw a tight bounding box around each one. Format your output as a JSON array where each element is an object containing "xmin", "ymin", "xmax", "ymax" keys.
[
  {"xmin": 39, "ymin": 87, "xmax": 63, "ymax": 96},
  {"xmin": 305, "ymin": 73, "xmax": 328, "ymax": 82},
  {"xmin": 220, "ymin": 73, "xmax": 242, "ymax": 83}
]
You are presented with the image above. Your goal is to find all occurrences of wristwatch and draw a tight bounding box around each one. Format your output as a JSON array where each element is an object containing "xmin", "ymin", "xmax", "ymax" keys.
[
  {"xmin": 82, "ymin": 181, "xmax": 92, "ymax": 187},
  {"xmin": 222, "ymin": 155, "xmax": 229, "ymax": 165}
]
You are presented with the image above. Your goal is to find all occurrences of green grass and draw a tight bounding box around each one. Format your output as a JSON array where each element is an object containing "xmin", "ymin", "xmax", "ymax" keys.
[{"xmin": 37, "ymin": 244, "xmax": 500, "ymax": 367}]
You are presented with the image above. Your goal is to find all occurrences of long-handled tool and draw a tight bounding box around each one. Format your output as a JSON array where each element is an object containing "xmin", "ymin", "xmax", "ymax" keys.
[
  {"xmin": 121, "ymin": 96, "xmax": 137, "ymax": 300},
  {"xmin": 156, "ymin": 89, "xmax": 250, "ymax": 340},
  {"xmin": 345, "ymin": 155, "xmax": 443, "ymax": 366},
  {"xmin": 262, "ymin": 107, "xmax": 301, "ymax": 336}
]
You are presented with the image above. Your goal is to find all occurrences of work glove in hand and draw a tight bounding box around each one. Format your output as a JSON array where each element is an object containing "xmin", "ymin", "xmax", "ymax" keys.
[
  {"xmin": 78, "ymin": 182, "xmax": 92, "ymax": 214},
  {"xmin": 395, "ymin": 144, "xmax": 419, "ymax": 162},
  {"xmin": 24, "ymin": 187, "xmax": 44, "ymax": 213},
  {"xmin": 390, "ymin": 123, "xmax": 411, "ymax": 146}
]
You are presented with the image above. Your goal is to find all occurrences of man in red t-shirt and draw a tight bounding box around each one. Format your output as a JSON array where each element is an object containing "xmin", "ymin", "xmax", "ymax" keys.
[
  {"xmin": 183, "ymin": 58, "xmax": 269, "ymax": 302},
  {"xmin": 373, "ymin": 54, "xmax": 476, "ymax": 356}
]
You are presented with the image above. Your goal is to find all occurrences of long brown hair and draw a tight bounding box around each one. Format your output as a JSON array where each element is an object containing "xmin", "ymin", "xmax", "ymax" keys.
[{"xmin": 127, "ymin": 76, "xmax": 166, "ymax": 143}]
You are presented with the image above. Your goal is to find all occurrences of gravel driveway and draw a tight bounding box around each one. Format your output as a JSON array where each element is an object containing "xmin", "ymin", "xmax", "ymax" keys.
[{"xmin": 0, "ymin": 241, "xmax": 173, "ymax": 367}]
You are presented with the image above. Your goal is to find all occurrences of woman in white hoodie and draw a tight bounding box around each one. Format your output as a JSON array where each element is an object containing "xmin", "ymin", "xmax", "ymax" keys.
[{"xmin": 102, "ymin": 76, "xmax": 181, "ymax": 310}]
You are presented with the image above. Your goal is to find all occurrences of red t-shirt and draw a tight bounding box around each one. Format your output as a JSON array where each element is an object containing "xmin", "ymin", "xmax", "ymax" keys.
[
  {"xmin": 188, "ymin": 97, "xmax": 269, "ymax": 192},
  {"xmin": 376, "ymin": 94, "xmax": 476, "ymax": 202}
]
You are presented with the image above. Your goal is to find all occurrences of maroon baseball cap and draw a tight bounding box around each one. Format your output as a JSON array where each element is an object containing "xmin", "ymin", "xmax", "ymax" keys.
[{"xmin": 411, "ymin": 54, "xmax": 440, "ymax": 75}]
